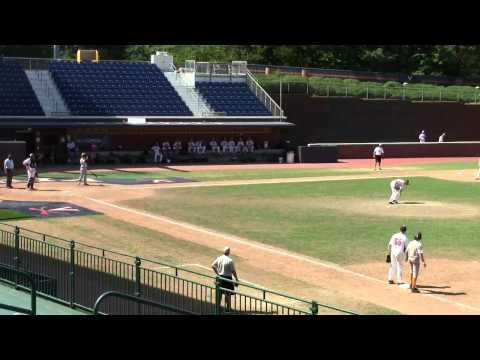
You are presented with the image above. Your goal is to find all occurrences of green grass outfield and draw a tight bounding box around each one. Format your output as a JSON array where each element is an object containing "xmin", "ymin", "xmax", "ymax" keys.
[{"xmin": 123, "ymin": 176, "xmax": 480, "ymax": 265}]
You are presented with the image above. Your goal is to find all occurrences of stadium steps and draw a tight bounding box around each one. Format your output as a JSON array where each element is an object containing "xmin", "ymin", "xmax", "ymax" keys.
[
  {"xmin": 0, "ymin": 282, "xmax": 88, "ymax": 315},
  {"xmin": 163, "ymin": 72, "xmax": 215, "ymax": 116},
  {"xmin": 25, "ymin": 70, "xmax": 70, "ymax": 116}
]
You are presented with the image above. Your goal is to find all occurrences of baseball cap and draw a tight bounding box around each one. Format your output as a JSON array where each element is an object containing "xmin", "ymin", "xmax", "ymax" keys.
[
  {"xmin": 223, "ymin": 246, "xmax": 230, "ymax": 255},
  {"xmin": 400, "ymin": 225, "xmax": 407, "ymax": 232}
]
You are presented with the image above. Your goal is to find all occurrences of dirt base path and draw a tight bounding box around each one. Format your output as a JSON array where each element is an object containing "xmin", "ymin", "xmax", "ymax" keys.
[{"xmin": 2, "ymin": 166, "xmax": 479, "ymax": 314}]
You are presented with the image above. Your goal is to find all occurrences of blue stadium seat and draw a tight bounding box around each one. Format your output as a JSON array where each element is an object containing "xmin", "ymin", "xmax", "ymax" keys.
[
  {"xmin": 49, "ymin": 60, "xmax": 192, "ymax": 116},
  {"xmin": 0, "ymin": 59, "xmax": 44, "ymax": 116}
]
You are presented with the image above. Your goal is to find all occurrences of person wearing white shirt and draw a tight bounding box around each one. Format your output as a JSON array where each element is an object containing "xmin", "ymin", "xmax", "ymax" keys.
[
  {"xmin": 418, "ymin": 130, "xmax": 427, "ymax": 143},
  {"xmin": 212, "ymin": 247, "xmax": 239, "ymax": 312},
  {"xmin": 406, "ymin": 232, "xmax": 426, "ymax": 293},
  {"xmin": 389, "ymin": 178, "xmax": 410, "ymax": 204},
  {"xmin": 22, "ymin": 154, "xmax": 37, "ymax": 191},
  {"xmin": 236, "ymin": 138, "xmax": 245, "ymax": 153},
  {"xmin": 151, "ymin": 142, "xmax": 162, "ymax": 164},
  {"xmin": 373, "ymin": 144, "xmax": 384, "ymax": 171},
  {"xmin": 246, "ymin": 138, "xmax": 255, "ymax": 153},
  {"xmin": 209, "ymin": 138, "xmax": 220, "ymax": 153},
  {"xmin": 228, "ymin": 139, "xmax": 236, "ymax": 153},
  {"xmin": 3, "ymin": 154, "xmax": 14, "ymax": 189},
  {"xmin": 438, "ymin": 133, "xmax": 446, "ymax": 143},
  {"xmin": 220, "ymin": 138, "xmax": 228, "ymax": 153},
  {"xmin": 78, "ymin": 153, "xmax": 88, "ymax": 185},
  {"xmin": 387, "ymin": 225, "xmax": 409, "ymax": 285}
]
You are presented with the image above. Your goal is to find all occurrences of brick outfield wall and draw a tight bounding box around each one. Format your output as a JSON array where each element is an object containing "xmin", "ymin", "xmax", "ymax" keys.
[{"xmin": 335, "ymin": 142, "xmax": 480, "ymax": 159}]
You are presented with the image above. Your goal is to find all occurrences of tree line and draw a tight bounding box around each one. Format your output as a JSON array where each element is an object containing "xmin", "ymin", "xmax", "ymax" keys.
[{"xmin": 2, "ymin": 45, "xmax": 480, "ymax": 78}]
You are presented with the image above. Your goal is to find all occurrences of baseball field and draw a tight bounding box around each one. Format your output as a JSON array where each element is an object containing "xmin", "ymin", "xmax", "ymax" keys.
[{"xmin": 1, "ymin": 157, "xmax": 479, "ymax": 314}]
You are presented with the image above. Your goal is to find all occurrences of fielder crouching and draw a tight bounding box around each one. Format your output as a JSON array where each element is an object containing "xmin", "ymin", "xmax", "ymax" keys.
[{"xmin": 389, "ymin": 178, "xmax": 410, "ymax": 204}]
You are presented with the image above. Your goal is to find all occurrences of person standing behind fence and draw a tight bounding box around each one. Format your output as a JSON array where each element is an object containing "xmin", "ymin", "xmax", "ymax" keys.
[
  {"xmin": 212, "ymin": 247, "xmax": 239, "ymax": 312},
  {"xmin": 373, "ymin": 144, "xmax": 384, "ymax": 171},
  {"xmin": 419, "ymin": 130, "xmax": 427, "ymax": 143},
  {"xmin": 3, "ymin": 154, "xmax": 14, "ymax": 189},
  {"xmin": 78, "ymin": 153, "xmax": 89, "ymax": 185}
]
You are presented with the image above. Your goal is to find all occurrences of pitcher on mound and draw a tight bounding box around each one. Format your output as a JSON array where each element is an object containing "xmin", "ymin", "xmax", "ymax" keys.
[{"xmin": 389, "ymin": 178, "xmax": 410, "ymax": 204}]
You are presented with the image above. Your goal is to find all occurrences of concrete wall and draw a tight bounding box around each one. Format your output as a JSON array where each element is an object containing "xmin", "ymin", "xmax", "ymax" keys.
[{"xmin": 273, "ymin": 95, "xmax": 480, "ymax": 146}]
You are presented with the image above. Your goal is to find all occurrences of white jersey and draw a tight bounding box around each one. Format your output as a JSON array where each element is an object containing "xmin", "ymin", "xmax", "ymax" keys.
[
  {"xmin": 80, "ymin": 158, "xmax": 88, "ymax": 170},
  {"xmin": 419, "ymin": 133, "xmax": 426, "ymax": 142},
  {"xmin": 152, "ymin": 145, "xmax": 161, "ymax": 155},
  {"xmin": 438, "ymin": 134, "xmax": 445, "ymax": 143},
  {"xmin": 389, "ymin": 232, "xmax": 408, "ymax": 256},
  {"xmin": 373, "ymin": 146, "xmax": 384, "ymax": 156},
  {"xmin": 391, "ymin": 179, "xmax": 406, "ymax": 191},
  {"xmin": 212, "ymin": 255, "xmax": 236, "ymax": 277}
]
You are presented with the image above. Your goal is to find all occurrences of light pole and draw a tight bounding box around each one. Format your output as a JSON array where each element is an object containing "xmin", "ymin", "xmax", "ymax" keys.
[{"xmin": 402, "ymin": 82, "xmax": 408, "ymax": 101}]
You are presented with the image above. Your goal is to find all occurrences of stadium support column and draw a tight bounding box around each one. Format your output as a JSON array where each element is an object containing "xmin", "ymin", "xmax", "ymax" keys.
[{"xmin": 53, "ymin": 45, "xmax": 60, "ymax": 60}]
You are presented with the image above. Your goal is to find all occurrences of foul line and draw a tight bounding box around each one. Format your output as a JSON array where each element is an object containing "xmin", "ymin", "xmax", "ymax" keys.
[{"xmin": 83, "ymin": 196, "xmax": 480, "ymax": 313}]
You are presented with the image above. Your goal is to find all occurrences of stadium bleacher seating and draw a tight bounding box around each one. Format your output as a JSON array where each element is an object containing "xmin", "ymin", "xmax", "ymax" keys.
[
  {"xmin": 0, "ymin": 59, "xmax": 44, "ymax": 116},
  {"xmin": 49, "ymin": 61, "xmax": 193, "ymax": 116},
  {"xmin": 196, "ymin": 81, "xmax": 272, "ymax": 116}
]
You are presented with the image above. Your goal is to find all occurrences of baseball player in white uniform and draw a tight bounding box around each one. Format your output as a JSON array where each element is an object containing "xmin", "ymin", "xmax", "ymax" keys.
[
  {"xmin": 78, "ymin": 153, "xmax": 89, "ymax": 185},
  {"xmin": 228, "ymin": 139, "xmax": 236, "ymax": 153},
  {"xmin": 220, "ymin": 138, "xmax": 228, "ymax": 153},
  {"xmin": 406, "ymin": 232, "xmax": 426, "ymax": 293},
  {"xmin": 246, "ymin": 138, "xmax": 255, "ymax": 152},
  {"xmin": 22, "ymin": 153, "xmax": 37, "ymax": 191},
  {"xmin": 373, "ymin": 144, "xmax": 384, "ymax": 170},
  {"xmin": 419, "ymin": 130, "xmax": 427, "ymax": 143},
  {"xmin": 389, "ymin": 178, "xmax": 410, "ymax": 204},
  {"xmin": 387, "ymin": 225, "xmax": 409, "ymax": 285},
  {"xmin": 151, "ymin": 142, "xmax": 162, "ymax": 163},
  {"xmin": 209, "ymin": 138, "xmax": 220, "ymax": 153}
]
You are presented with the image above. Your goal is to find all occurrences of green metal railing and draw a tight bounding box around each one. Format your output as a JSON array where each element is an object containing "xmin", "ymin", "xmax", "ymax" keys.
[
  {"xmin": 93, "ymin": 291, "xmax": 196, "ymax": 315},
  {"xmin": 0, "ymin": 222, "xmax": 359, "ymax": 315},
  {"xmin": 259, "ymin": 80, "xmax": 480, "ymax": 104}
]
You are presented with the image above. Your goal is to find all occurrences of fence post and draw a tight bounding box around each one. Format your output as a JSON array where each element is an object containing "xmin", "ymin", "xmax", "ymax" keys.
[
  {"xmin": 13, "ymin": 227, "xmax": 20, "ymax": 289},
  {"xmin": 135, "ymin": 257, "xmax": 142, "ymax": 314},
  {"xmin": 215, "ymin": 276, "xmax": 222, "ymax": 315},
  {"xmin": 69, "ymin": 241, "xmax": 76, "ymax": 308},
  {"xmin": 311, "ymin": 301, "xmax": 319, "ymax": 315}
]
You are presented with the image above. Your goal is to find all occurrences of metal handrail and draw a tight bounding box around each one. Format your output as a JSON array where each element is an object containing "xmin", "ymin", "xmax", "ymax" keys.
[
  {"xmin": 0, "ymin": 264, "xmax": 37, "ymax": 315},
  {"xmin": 0, "ymin": 224, "xmax": 359, "ymax": 315},
  {"xmin": 93, "ymin": 290, "xmax": 196, "ymax": 315},
  {"xmin": 246, "ymin": 69, "xmax": 284, "ymax": 117}
]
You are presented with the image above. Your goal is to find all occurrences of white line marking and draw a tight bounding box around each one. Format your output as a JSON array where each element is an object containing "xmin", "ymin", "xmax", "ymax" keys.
[{"xmin": 83, "ymin": 196, "xmax": 480, "ymax": 313}]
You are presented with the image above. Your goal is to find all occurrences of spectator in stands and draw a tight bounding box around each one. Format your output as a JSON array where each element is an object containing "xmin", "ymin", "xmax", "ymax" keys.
[
  {"xmin": 220, "ymin": 138, "xmax": 229, "ymax": 153},
  {"xmin": 418, "ymin": 130, "xmax": 427, "ymax": 143},
  {"xmin": 228, "ymin": 138, "xmax": 236, "ymax": 153},
  {"xmin": 188, "ymin": 139, "xmax": 196, "ymax": 154},
  {"xmin": 66, "ymin": 138, "xmax": 77, "ymax": 163},
  {"xmin": 151, "ymin": 142, "xmax": 162, "ymax": 164},
  {"xmin": 173, "ymin": 140, "xmax": 182, "ymax": 155},
  {"xmin": 438, "ymin": 133, "xmax": 446, "ymax": 143},
  {"xmin": 3, "ymin": 154, "xmax": 14, "ymax": 189},
  {"xmin": 264, "ymin": 140, "xmax": 269, "ymax": 149},
  {"xmin": 211, "ymin": 246, "xmax": 239, "ymax": 313},
  {"xmin": 246, "ymin": 138, "xmax": 255, "ymax": 152}
]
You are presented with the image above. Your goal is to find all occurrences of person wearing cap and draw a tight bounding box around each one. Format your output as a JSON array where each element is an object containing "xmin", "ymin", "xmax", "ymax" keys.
[
  {"xmin": 211, "ymin": 247, "xmax": 239, "ymax": 312},
  {"xmin": 418, "ymin": 130, "xmax": 427, "ymax": 143},
  {"xmin": 373, "ymin": 144, "xmax": 385, "ymax": 170},
  {"xmin": 3, "ymin": 154, "xmax": 14, "ymax": 188},
  {"xmin": 78, "ymin": 153, "xmax": 89, "ymax": 185},
  {"xmin": 406, "ymin": 232, "xmax": 426, "ymax": 293},
  {"xmin": 387, "ymin": 225, "xmax": 409, "ymax": 285},
  {"xmin": 389, "ymin": 178, "xmax": 410, "ymax": 204},
  {"xmin": 22, "ymin": 153, "xmax": 37, "ymax": 191}
]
